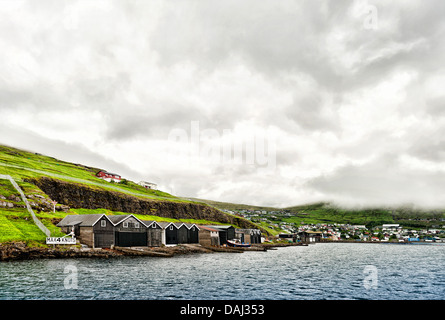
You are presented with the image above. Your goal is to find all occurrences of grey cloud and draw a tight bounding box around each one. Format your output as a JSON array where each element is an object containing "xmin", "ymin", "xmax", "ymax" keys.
[
  {"xmin": 285, "ymin": 93, "xmax": 340, "ymax": 133},
  {"xmin": 340, "ymin": 2, "xmax": 445, "ymax": 90},
  {"xmin": 1, "ymin": 1, "xmax": 445, "ymax": 208},
  {"xmin": 149, "ymin": 0, "xmax": 344, "ymax": 84},
  {"xmin": 104, "ymin": 105, "xmax": 202, "ymax": 141},
  {"xmin": 408, "ymin": 136, "xmax": 445, "ymax": 162},
  {"xmin": 425, "ymin": 96, "xmax": 445, "ymax": 117},
  {"xmin": 394, "ymin": 1, "xmax": 445, "ymax": 41},
  {"xmin": 150, "ymin": 0, "xmax": 445, "ymax": 96}
]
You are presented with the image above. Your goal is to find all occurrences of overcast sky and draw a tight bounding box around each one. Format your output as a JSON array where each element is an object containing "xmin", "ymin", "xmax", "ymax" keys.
[{"xmin": 1, "ymin": 0, "xmax": 444, "ymax": 209}]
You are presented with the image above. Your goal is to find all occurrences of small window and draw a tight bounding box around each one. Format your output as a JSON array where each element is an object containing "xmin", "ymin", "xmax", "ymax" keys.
[
  {"xmin": 169, "ymin": 225, "xmax": 173, "ymax": 230},
  {"xmin": 123, "ymin": 221, "xmax": 128, "ymax": 228},
  {"xmin": 101, "ymin": 220, "xmax": 106, "ymax": 227},
  {"xmin": 192, "ymin": 227, "xmax": 195, "ymax": 231},
  {"xmin": 135, "ymin": 222, "xmax": 140, "ymax": 228},
  {"xmin": 152, "ymin": 224, "xmax": 156, "ymax": 228}
]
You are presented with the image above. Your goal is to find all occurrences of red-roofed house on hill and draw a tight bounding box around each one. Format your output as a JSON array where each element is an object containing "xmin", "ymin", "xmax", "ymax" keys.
[{"xmin": 96, "ymin": 170, "xmax": 122, "ymax": 183}]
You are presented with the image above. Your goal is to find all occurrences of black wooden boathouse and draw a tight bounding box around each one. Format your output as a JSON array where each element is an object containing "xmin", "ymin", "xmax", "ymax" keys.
[
  {"xmin": 141, "ymin": 220, "xmax": 163, "ymax": 247},
  {"xmin": 109, "ymin": 215, "xmax": 148, "ymax": 247},
  {"xmin": 58, "ymin": 214, "xmax": 166, "ymax": 248},
  {"xmin": 185, "ymin": 223, "xmax": 199, "ymax": 243},
  {"xmin": 175, "ymin": 222, "xmax": 189, "ymax": 244},
  {"xmin": 57, "ymin": 214, "xmax": 115, "ymax": 249},
  {"xmin": 159, "ymin": 222, "xmax": 178, "ymax": 245}
]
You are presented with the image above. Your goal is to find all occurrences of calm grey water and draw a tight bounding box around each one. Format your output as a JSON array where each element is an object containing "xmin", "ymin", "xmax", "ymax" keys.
[{"xmin": 0, "ymin": 243, "xmax": 443, "ymax": 300}]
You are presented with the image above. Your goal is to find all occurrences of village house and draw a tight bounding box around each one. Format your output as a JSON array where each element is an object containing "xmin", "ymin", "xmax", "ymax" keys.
[
  {"xmin": 96, "ymin": 170, "xmax": 122, "ymax": 183},
  {"xmin": 138, "ymin": 181, "xmax": 158, "ymax": 190},
  {"xmin": 382, "ymin": 224, "xmax": 400, "ymax": 230}
]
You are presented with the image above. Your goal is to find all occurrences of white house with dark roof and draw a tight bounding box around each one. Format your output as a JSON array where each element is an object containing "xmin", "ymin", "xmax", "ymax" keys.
[{"xmin": 138, "ymin": 181, "xmax": 157, "ymax": 190}]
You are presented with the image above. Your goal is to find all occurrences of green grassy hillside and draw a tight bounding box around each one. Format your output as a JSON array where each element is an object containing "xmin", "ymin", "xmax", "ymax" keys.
[
  {"xmin": 0, "ymin": 145, "xmax": 181, "ymax": 202},
  {"xmin": 0, "ymin": 144, "xmax": 264, "ymax": 244}
]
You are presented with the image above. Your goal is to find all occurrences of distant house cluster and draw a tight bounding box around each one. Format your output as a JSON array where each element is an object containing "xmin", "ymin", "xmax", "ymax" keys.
[
  {"xmin": 57, "ymin": 214, "xmax": 262, "ymax": 249},
  {"xmin": 277, "ymin": 223, "xmax": 445, "ymax": 243}
]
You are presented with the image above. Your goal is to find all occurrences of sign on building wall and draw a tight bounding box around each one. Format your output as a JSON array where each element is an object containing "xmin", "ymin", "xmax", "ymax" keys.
[{"xmin": 46, "ymin": 237, "xmax": 77, "ymax": 245}]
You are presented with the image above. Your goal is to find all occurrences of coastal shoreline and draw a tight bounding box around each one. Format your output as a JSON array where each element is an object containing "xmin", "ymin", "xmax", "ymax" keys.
[
  {"xmin": 0, "ymin": 242, "xmax": 306, "ymax": 262},
  {"xmin": 3, "ymin": 240, "xmax": 440, "ymax": 262},
  {"xmin": 319, "ymin": 239, "xmax": 445, "ymax": 245}
]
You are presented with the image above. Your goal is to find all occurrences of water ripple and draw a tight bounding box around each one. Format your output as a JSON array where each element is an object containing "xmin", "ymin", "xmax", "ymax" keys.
[{"xmin": 0, "ymin": 243, "xmax": 444, "ymax": 300}]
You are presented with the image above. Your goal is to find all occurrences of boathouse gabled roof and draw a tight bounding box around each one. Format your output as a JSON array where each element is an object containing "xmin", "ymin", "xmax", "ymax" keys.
[
  {"xmin": 108, "ymin": 214, "xmax": 149, "ymax": 227},
  {"xmin": 158, "ymin": 222, "xmax": 178, "ymax": 229},
  {"xmin": 173, "ymin": 222, "xmax": 187, "ymax": 229},
  {"xmin": 107, "ymin": 215, "xmax": 129, "ymax": 225},
  {"xmin": 56, "ymin": 214, "xmax": 113, "ymax": 227},
  {"xmin": 140, "ymin": 220, "xmax": 162, "ymax": 228},
  {"xmin": 183, "ymin": 223, "xmax": 200, "ymax": 230}
]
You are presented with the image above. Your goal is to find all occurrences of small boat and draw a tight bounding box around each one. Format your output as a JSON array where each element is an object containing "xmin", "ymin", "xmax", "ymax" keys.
[{"xmin": 227, "ymin": 239, "xmax": 251, "ymax": 248}]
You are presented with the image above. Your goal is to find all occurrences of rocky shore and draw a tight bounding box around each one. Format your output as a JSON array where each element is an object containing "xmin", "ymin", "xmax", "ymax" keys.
[
  {"xmin": 0, "ymin": 242, "xmax": 121, "ymax": 261},
  {"xmin": 0, "ymin": 242, "xmax": 209, "ymax": 261}
]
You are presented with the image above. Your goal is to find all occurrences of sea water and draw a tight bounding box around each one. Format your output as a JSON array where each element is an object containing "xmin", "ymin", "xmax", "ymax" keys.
[{"xmin": 0, "ymin": 243, "xmax": 443, "ymax": 300}]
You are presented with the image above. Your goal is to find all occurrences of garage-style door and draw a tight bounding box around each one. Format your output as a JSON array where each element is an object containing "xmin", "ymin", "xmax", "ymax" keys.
[
  {"xmin": 94, "ymin": 232, "xmax": 114, "ymax": 248},
  {"xmin": 115, "ymin": 232, "xmax": 147, "ymax": 247}
]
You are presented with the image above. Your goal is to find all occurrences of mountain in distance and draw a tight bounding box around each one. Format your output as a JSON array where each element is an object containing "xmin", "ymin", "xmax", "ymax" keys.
[{"xmin": 191, "ymin": 197, "xmax": 445, "ymax": 230}]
